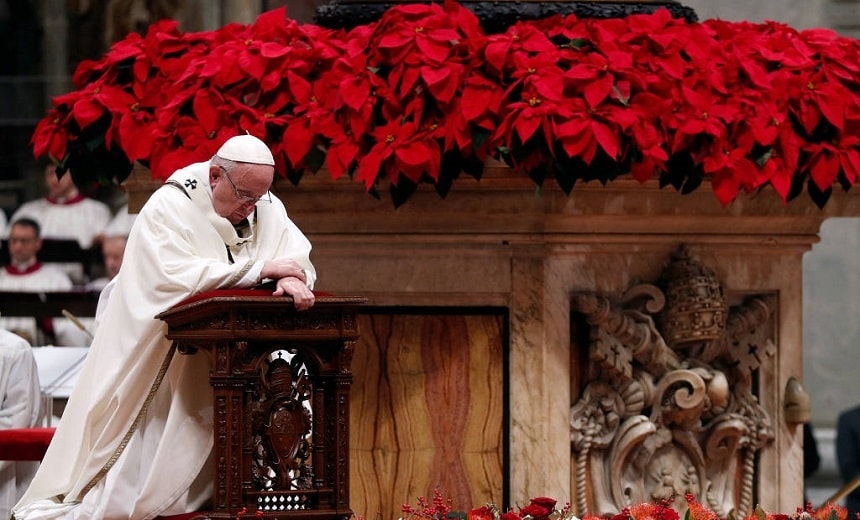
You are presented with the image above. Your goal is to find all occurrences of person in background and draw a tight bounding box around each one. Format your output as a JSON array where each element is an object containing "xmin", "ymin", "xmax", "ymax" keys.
[
  {"xmin": 837, "ymin": 405, "xmax": 860, "ymax": 519},
  {"xmin": 13, "ymin": 134, "xmax": 316, "ymax": 520},
  {"xmin": 86, "ymin": 235, "xmax": 126, "ymax": 293},
  {"xmin": 0, "ymin": 218, "xmax": 74, "ymax": 345},
  {"xmin": 0, "ymin": 327, "xmax": 43, "ymax": 520},
  {"xmin": 87, "ymin": 234, "xmax": 127, "ymax": 334},
  {"xmin": 6, "ymin": 163, "xmax": 111, "ymax": 284},
  {"xmin": 804, "ymin": 422, "xmax": 820, "ymax": 505}
]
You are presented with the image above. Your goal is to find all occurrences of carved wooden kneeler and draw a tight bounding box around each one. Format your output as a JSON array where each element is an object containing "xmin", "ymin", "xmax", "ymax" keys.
[{"xmin": 157, "ymin": 292, "xmax": 365, "ymax": 520}]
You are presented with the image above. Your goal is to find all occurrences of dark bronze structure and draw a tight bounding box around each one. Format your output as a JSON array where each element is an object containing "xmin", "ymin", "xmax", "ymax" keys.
[{"xmin": 315, "ymin": 0, "xmax": 697, "ymax": 33}]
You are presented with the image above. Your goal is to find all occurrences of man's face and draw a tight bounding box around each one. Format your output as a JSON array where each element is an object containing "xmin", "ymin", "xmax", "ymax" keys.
[
  {"xmin": 209, "ymin": 162, "xmax": 274, "ymax": 224},
  {"xmin": 102, "ymin": 236, "xmax": 127, "ymax": 279},
  {"xmin": 8, "ymin": 223, "xmax": 41, "ymax": 264}
]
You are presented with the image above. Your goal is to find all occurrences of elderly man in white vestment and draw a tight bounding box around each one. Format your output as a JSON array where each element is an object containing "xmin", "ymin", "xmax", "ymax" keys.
[
  {"xmin": 0, "ymin": 328, "xmax": 43, "ymax": 520},
  {"xmin": 12, "ymin": 134, "xmax": 317, "ymax": 520}
]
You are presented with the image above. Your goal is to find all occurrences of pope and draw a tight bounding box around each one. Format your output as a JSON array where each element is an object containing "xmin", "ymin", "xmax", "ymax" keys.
[{"xmin": 13, "ymin": 134, "xmax": 317, "ymax": 520}]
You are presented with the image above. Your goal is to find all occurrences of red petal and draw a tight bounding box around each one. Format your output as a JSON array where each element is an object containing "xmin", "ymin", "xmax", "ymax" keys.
[
  {"xmin": 484, "ymin": 38, "xmax": 511, "ymax": 74},
  {"xmin": 592, "ymin": 120, "xmax": 620, "ymax": 160},
  {"xmin": 584, "ymin": 74, "xmax": 614, "ymax": 108},
  {"xmin": 809, "ymin": 150, "xmax": 840, "ymax": 191},
  {"xmin": 287, "ymin": 70, "xmax": 312, "ymax": 104},
  {"xmin": 415, "ymin": 35, "xmax": 451, "ymax": 63},
  {"xmin": 355, "ymin": 146, "xmax": 386, "ymax": 190},
  {"xmin": 514, "ymin": 112, "xmax": 541, "ymax": 144},
  {"xmin": 341, "ymin": 77, "xmax": 371, "ymax": 111},
  {"xmin": 283, "ymin": 120, "xmax": 313, "ymax": 167},
  {"xmin": 711, "ymin": 170, "xmax": 740, "ymax": 206},
  {"xmin": 73, "ymin": 98, "xmax": 104, "ymax": 129}
]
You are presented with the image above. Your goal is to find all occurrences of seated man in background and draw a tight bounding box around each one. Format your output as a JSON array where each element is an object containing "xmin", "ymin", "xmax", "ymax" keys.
[
  {"xmin": 0, "ymin": 327, "xmax": 43, "ymax": 520},
  {"xmin": 0, "ymin": 219, "xmax": 75, "ymax": 345},
  {"xmin": 87, "ymin": 234, "xmax": 127, "ymax": 334},
  {"xmin": 6, "ymin": 163, "xmax": 111, "ymax": 284},
  {"xmin": 87, "ymin": 235, "xmax": 126, "ymax": 292}
]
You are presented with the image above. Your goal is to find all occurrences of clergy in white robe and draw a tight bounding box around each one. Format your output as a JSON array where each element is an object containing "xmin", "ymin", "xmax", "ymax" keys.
[
  {"xmin": 13, "ymin": 134, "xmax": 316, "ymax": 520},
  {"xmin": 0, "ymin": 218, "xmax": 77, "ymax": 346},
  {"xmin": 6, "ymin": 164, "xmax": 111, "ymax": 250},
  {"xmin": 0, "ymin": 328, "xmax": 43, "ymax": 520},
  {"xmin": 6, "ymin": 164, "xmax": 111, "ymax": 284}
]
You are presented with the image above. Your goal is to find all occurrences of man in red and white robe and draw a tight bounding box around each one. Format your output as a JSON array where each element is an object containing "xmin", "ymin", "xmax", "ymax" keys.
[
  {"xmin": 6, "ymin": 164, "xmax": 111, "ymax": 284},
  {"xmin": 0, "ymin": 218, "xmax": 81, "ymax": 346}
]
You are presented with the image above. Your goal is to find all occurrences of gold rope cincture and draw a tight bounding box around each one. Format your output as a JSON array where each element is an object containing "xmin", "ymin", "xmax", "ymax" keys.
[{"xmin": 75, "ymin": 343, "xmax": 179, "ymax": 501}]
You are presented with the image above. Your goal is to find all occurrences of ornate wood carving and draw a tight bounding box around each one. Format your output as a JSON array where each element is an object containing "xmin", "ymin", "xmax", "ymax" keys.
[
  {"xmin": 157, "ymin": 294, "xmax": 366, "ymax": 519},
  {"xmin": 570, "ymin": 246, "xmax": 775, "ymax": 519}
]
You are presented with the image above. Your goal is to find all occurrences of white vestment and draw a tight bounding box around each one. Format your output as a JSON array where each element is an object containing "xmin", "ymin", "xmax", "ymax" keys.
[
  {"xmin": 103, "ymin": 203, "xmax": 136, "ymax": 238},
  {"xmin": 0, "ymin": 264, "xmax": 77, "ymax": 346},
  {"xmin": 13, "ymin": 161, "xmax": 316, "ymax": 520},
  {"xmin": 0, "ymin": 329, "xmax": 43, "ymax": 520},
  {"xmin": 6, "ymin": 196, "xmax": 112, "ymax": 284},
  {"xmin": 7, "ymin": 197, "xmax": 111, "ymax": 249}
]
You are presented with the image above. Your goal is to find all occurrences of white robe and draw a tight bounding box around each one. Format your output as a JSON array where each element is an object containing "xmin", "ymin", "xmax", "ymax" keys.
[
  {"xmin": 0, "ymin": 265, "xmax": 78, "ymax": 346},
  {"xmin": 13, "ymin": 161, "xmax": 316, "ymax": 520},
  {"xmin": 6, "ymin": 196, "xmax": 112, "ymax": 284},
  {"xmin": 102, "ymin": 203, "xmax": 136, "ymax": 238},
  {"xmin": 0, "ymin": 329, "xmax": 43, "ymax": 520},
  {"xmin": 7, "ymin": 197, "xmax": 111, "ymax": 249}
]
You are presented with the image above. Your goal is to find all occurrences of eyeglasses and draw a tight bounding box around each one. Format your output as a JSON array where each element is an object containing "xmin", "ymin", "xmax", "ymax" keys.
[{"xmin": 219, "ymin": 165, "xmax": 272, "ymax": 205}]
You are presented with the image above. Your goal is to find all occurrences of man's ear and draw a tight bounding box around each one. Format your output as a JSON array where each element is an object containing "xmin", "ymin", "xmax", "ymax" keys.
[{"xmin": 209, "ymin": 163, "xmax": 222, "ymax": 187}]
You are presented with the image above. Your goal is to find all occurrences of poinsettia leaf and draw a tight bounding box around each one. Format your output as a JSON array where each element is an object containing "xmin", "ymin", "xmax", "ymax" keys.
[
  {"xmin": 584, "ymin": 74, "xmax": 614, "ymax": 109},
  {"xmin": 286, "ymin": 70, "xmax": 312, "ymax": 104},
  {"xmin": 435, "ymin": 150, "xmax": 464, "ymax": 198},
  {"xmin": 551, "ymin": 156, "xmax": 578, "ymax": 195},
  {"xmin": 592, "ymin": 120, "xmax": 620, "ymax": 160},
  {"xmin": 390, "ymin": 174, "xmax": 418, "ymax": 208},
  {"xmin": 809, "ymin": 150, "xmax": 840, "ymax": 191},
  {"xmin": 355, "ymin": 146, "xmax": 386, "ymax": 190},
  {"xmin": 72, "ymin": 98, "xmax": 105, "ymax": 130},
  {"xmin": 807, "ymin": 177, "xmax": 832, "ymax": 209},
  {"xmin": 484, "ymin": 38, "xmax": 512, "ymax": 74},
  {"xmin": 283, "ymin": 120, "xmax": 313, "ymax": 167},
  {"xmin": 534, "ymin": 71, "xmax": 564, "ymax": 102},
  {"xmin": 260, "ymin": 41, "xmax": 289, "ymax": 59},
  {"xmin": 514, "ymin": 113, "xmax": 542, "ymax": 145},
  {"xmin": 817, "ymin": 91, "xmax": 846, "ymax": 131},
  {"xmin": 305, "ymin": 145, "xmax": 326, "ymax": 173},
  {"xmin": 711, "ymin": 169, "xmax": 739, "ymax": 206},
  {"xmin": 461, "ymin": 85, "xmax": 491, "ymax": 121},
  {"xmin": 840, "ymin": 149, "xmax": 860, "ymax": 184},
  {"xmin": 415, "ymin": 36, "xmax": 451, "ymax": 63},
  {"xmin": 378, "ymin": 32, "xmax": 412, "ymax": 50},
  {"xmin": 341, "ymin": 76, "xmax": 371, "ymax": 111}
]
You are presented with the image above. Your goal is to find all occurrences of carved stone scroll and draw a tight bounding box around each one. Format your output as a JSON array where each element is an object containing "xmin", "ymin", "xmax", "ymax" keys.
[{"xmin": 571, "ymin": 246, "xmax": 775, "ymax": 519}]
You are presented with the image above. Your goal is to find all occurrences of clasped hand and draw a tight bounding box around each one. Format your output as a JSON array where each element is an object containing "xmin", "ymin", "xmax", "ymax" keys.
[
  {"xmin": 272, "ymin": 276, "xmax": 315, "ymax": 311},
  {"xmin": 261, "ymin": 258, "xmax": 314, "ymax": 311}
]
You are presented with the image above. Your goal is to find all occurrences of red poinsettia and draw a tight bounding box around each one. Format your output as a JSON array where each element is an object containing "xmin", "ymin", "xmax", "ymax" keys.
[{"xmin": 28, "ymin": 1, "xmax": 860, "ymax": 207}]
